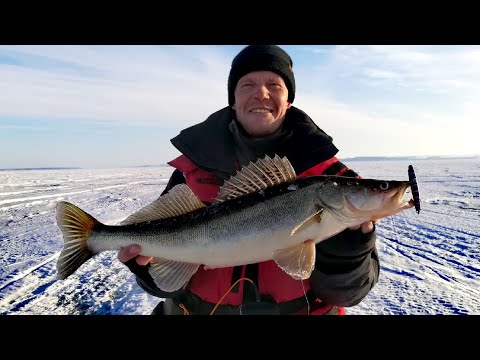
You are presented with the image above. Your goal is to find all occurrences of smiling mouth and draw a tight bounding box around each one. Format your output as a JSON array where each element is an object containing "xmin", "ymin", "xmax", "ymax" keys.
[{"xmin": 250, "ymin": 108, "xmax": 272, "ymax": 113}]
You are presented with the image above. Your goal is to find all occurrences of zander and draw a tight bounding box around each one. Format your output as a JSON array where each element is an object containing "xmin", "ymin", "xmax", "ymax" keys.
[{"xmin": 56, "ymin": 155, "xmax": 416, "ymax": 292}]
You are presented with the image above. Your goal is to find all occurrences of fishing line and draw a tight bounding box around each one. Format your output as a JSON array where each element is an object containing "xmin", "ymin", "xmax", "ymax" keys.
[
  {"xmin": 298, "ymin": 242, "xmax": 310, "ymax": 315},
  {"xmin": 301, "ymin": 279, "xmax": 310, "ymax": 315}
]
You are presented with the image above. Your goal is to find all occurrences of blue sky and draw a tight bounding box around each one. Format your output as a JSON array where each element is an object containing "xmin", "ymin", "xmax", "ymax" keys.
[{"xmin": 1, "ymin": 45, "xmax": 479, "ymax": 169}]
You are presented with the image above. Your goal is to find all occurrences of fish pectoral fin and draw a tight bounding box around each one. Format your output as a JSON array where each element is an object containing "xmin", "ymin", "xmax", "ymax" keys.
[
  {"xmin": 272, "ymin": 240, "xmax": 316, "ymax": 280},
  {"xmin": 290, "ymin": 208, "xmax": 323, "ymax": 236},
  {"xmin": 148, "ymin": 258, "xmax": 200, "ymax": 292},
  {"xmin": 120, "ymin": 184, "xmax": 205, "ymax": 225}
]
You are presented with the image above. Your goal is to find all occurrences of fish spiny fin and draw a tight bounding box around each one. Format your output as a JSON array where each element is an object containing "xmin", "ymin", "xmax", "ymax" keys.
[
  {"xmin": 56, "ymin": 201, "xmax": 98, "ymax": 280},
  {"xmin": 272, "ymin": 240, "xmax": 316, "ymax": 280},
  {"xmin": 120, "ymin": 184, "xmax": 206, "ymax": 225},
  {"xmin": 291, "ymin": 208, "xmax": 323, "ymax": 236},
  {"xmin": 148, "ymin": 258, "xmax": 200, "ymax": 292},
  {"xmin": 213, "ymin": 154, "xmax": 296, "ymax": 204}
]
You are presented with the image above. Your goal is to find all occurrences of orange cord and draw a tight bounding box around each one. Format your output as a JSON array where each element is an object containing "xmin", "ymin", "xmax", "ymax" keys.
[
  {"xmin": 178, "ymin": 303, "xmax": 190, "ymax": 315},
  {"xmin": 210, "ymin": 277, "xmax": 254, "ymax": 315},
  {"xmin": 178, "ymin": 277, "xmax": 254, "ymax": 315}
]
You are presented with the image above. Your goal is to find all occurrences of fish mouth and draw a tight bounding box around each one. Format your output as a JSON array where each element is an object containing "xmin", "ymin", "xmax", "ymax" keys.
[
  {"xmin": 378, "ymin": 183, "xmax": 415, "ymax": 217},
  {"xmin": 343, "ymin": 183, "xmax": 414, "ymax": 220},
  {"xmin": 392, "ymin": 184, "xmax": 414, "ymax": 208},
  {"xmin": 382, "ymin": 182, "xmax": 414, "ymax": 217}
]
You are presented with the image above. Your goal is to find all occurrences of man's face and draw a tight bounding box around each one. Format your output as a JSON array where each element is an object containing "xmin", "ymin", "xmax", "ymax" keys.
[{"xmin": 233, "ymin": 71, "xmax": 291, "ymax": 137}]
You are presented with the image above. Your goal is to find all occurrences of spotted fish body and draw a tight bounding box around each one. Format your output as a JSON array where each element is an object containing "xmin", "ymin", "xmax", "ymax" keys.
[{"xmin": 56, "ymin": 155, "xmax": 416, "ymax": 292}]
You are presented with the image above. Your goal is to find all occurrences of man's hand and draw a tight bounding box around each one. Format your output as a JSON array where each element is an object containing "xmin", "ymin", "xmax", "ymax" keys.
[
  {"xmin": 117, "ymin": 244, "xmax": 153, "ymax": 266},
  {"xmin": 348, "ymin": 221, "xmax": 376, "ymax": 234}
]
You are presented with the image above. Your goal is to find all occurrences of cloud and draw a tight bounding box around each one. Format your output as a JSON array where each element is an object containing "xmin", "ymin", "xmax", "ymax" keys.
[
  {"xmin": 330, "ymin": 45, "xmax": 480, "ymax": 93},
  {"xmin": 0, "ymin": 45, "xmax": 231, "ymax": 127},
  {"xmin": 1, "ymin": 45, "xmax": 479, "ymax": 166},
  {"xmin": 296, "ymin": 93, "xmax": 480, "ymax": 158}
]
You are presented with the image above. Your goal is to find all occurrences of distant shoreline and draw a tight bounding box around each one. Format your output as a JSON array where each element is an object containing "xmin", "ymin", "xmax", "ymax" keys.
[
  {"xmin": 0, "ymin": 164, "xmax": 171, "ymax": 171},
  {"xmin": 0, "ymin": 167, "xmax": 82, "ymax": 171},
  {"xmin": 1, "ymin": 156, "xmax": 478, "ymax": 171},
  {"xmin": 342, "ymin": 155, "xmax": 480, "ymax": 162}
]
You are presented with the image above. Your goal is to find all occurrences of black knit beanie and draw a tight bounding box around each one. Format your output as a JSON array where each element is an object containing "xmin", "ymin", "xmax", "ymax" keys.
[{"xmin": 228, "ymin": 45, "xmax": 296, "ymax": 106}]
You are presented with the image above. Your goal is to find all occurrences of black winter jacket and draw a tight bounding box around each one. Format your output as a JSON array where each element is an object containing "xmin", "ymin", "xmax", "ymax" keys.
[{"xmin": 125, "ymin": 106, "xmax": 379, "ymax": 308}]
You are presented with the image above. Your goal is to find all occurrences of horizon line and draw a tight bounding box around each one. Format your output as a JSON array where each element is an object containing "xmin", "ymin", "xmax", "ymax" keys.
[{"xmin": 1, "ymin": 154, "xmax": 479, "ymax": 171}]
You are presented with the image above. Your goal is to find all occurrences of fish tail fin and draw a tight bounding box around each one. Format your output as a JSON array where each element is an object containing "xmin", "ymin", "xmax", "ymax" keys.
[{"xmin": 55, "ymin": 201, "xmax": 99, "ymax": 280}]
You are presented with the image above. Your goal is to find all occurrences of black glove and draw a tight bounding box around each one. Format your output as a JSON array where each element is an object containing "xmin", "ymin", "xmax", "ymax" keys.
[
  {"xmin": 315, "ymin": 225, "xmax": 376, "ymax": 274},
  {"xmin": 309, "ymin": 226, "xmax": 379, "ymax": 306}
]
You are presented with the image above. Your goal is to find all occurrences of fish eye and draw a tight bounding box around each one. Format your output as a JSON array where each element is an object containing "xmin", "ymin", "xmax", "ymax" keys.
[{"xmin": 379, "ymin": 182, "xmax": 389, "ymax": 190}]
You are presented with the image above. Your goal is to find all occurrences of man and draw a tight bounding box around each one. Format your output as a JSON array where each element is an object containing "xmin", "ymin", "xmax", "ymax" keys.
[{"xmin": 118, "ymin": 45, "xmax": 379, "ymax": 315}]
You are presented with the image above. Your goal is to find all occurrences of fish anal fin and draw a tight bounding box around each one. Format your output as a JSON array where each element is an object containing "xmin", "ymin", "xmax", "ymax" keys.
[
  {"xmin": 291, "ymin": 209, "xmax": 323, "ymax": 236},
  {"xmin": 148, "ymin": 258, "xmax": 200, "ymax": 292},
  {"xmin": 272, "ymin": 240, "xmax": 316, "ymax": 280},
  {"xmin": 120, "ymin": 184, "xmax": 205, "ymax": 225},
  {"xmin": 213, "ymin": 154, "xmax": 296, "ymax": 204}
]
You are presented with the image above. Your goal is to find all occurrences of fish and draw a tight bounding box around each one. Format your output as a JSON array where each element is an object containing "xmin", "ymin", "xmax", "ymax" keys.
[{"xmin": 55, "ymin": 155, "xmax": 417, "ymax": 292}]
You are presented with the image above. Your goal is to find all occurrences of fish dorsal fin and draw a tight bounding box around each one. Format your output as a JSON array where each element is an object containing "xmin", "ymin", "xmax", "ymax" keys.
[
  {"xmin": 148, "ymin": 258, "xmax": 200, "ymax": 292},
  {"xmin": 213, "ymin": 154, "xmax": 296, "ymax": 204},
  {"xmin": 272, "ymin": 240, "xmax": 316, "ymax": 280},
  {"xmin": 120, "ymin": 184, "xmax": 206, "ymax": 225}
]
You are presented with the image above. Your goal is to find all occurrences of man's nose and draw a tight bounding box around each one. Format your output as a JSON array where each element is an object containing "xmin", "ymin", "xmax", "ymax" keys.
[{"xmin": 253, "ymin": 85, "xmax": 269, "ymax": 100}]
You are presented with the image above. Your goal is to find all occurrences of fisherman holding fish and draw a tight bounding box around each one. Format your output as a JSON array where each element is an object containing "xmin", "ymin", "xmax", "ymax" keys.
[
  {"xmin": 115, "ymin": 45, "xmax": 383, "ymax": 315},
  {"xmin": 57, "ymin": 45, "xmax": 419, "ymax": 314}
]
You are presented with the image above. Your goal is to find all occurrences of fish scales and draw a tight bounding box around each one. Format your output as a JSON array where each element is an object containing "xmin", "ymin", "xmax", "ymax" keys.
[
  {"xmin": 56, "ymin": 155, "xmax": 418, "ymax": 292},
  {"xmin": 87, "ymin": 182, "xmax": 320, "ymax": 266}
]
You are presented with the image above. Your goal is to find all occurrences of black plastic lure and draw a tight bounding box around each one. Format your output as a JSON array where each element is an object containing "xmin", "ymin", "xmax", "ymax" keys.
[{"xmin": 408, "ymin": 165, "xmax": 421, "ymax": 214}]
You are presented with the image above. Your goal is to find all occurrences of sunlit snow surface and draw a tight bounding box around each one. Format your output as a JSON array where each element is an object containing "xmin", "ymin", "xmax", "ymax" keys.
[{"xmin": 0, "ymin": 159, "xmax": 478, "ymax": 315}]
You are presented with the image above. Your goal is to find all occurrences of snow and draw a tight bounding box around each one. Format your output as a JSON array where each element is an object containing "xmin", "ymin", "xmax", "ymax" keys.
[{"xmin": 0, "ymin": 159, "xmax": 478, "ymax": 315}]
